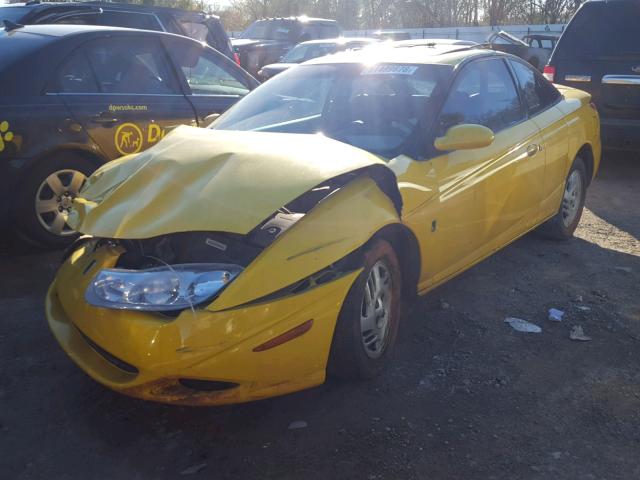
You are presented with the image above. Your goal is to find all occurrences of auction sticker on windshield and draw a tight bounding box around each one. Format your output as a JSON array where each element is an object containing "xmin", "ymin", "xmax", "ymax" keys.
[{"xmin": 362, "ymin": 65, "xmax": 418, "ymax": 75}]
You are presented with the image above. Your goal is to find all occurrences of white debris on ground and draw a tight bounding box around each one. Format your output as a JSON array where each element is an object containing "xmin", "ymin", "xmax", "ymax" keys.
[
  {"xmin": 180, "ymin": 463, "xmax": 207, "ymax": 475},
  {"xmin": 504, "ymin": 317, "xmax": 542, "ymax": 333},
  {"xmin": 548, "ymin": 308, "xmax": 565, "ymax": 322},
  {"xmin": 569, "ymin": 325, "xmax": 592, "ymax": 342},
  {"xmin": 288, "ymin": 420, "xmax": 308, "ymax": 430}
]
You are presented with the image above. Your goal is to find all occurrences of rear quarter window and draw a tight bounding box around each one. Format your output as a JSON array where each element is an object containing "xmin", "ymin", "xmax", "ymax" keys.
[
  {"xmin": 96, "ymin": 11, "xmax": 163, "ymax": 31},
  {"xmin": 510, "ymin": 60, "xmax": 560, "ymax": 115},
  {"xmin": 0, "ymin": 6, "xmax": 29, "ymax": 23},
  {"xmin": 0, "ymin": 31, "xmax": 51, "ymax": 72},
  {"xmin": 54, "ymin": 10, "xmax": 163, "ymax": 31}
]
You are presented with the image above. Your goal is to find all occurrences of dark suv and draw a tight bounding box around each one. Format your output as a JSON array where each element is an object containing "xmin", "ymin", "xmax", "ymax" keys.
[
  {"xmin": 544, "ymin": 0, "xmax": 640, "ymax": 150},
  {"xmin": 232, "ymin": 17, "xmax": 341, "ymax": 75},
  {"xmin": 0, "ymin": 1, "xmax": 236, "ymax": 62}
]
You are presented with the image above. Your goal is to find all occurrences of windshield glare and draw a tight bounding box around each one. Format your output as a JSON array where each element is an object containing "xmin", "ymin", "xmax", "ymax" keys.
[
  {"xmin": 213, "ymin": 63, "xmax": 451, "ymax": 159},
  {"xmin": 282, "ymin": 43, "xmax": 336, "ymax": 63}
]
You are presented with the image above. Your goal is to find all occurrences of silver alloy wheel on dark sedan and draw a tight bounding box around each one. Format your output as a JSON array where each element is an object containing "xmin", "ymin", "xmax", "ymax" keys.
[{"xmin": 35, "ymin": 169, "xmax": 86, "ymax": 236}]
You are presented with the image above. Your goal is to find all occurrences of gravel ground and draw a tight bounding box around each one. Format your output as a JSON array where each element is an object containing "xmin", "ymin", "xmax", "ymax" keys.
[{"xmin": 0, "ymin": 153, "xmax": 638, "ymax": 480}]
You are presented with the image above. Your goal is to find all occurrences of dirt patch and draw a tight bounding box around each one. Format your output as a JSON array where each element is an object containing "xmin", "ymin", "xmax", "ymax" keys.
[{"xmin": 0, "ymin": 154, "xmax": 638, "ymax": 480}]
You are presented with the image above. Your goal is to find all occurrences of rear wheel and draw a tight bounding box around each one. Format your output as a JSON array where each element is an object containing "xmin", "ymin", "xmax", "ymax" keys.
[
  {"xmin": 538, "ymin": 157, "xmax": 587, "ymax": 240},
  {"xmin": 328, "ymin": 239, "xmax": 402, "ymax": 380},
  {"xmin": 15, "ymin": 152, "xmax": 96, "ymax": 248}
]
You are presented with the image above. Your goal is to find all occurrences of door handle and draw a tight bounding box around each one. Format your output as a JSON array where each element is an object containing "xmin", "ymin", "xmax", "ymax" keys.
[
  {"xmin": 527, "ymin": 144, "xmax": 540, "ymax": 157},
  {"xmin": 91, "ymin": 112, "xmax": 119, "ymax": 125}
]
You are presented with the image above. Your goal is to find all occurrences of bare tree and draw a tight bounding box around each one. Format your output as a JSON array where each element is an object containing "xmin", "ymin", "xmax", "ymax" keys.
[{"xmin": 211, "ymin": 0, "xmax": 582, "ymax": 31}]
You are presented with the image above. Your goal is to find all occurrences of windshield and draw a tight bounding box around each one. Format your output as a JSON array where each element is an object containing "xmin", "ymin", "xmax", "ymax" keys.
[
  {"xmin": 0, "ymin": 6, "xmax": 29, "ymax": 23},
  {"xmin": 240, "ymin": 19, "xmax": 296, "ymax": 41},
  {"xmin": 282, "ymin": 43, "xmax": 337, "ymax": 63},
  {"xmin": 213, "ymin": 63, "xmax": 452, "ymax": 159}
]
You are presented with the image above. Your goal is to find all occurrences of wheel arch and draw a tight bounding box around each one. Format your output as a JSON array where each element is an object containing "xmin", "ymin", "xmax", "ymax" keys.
[
  {"xmin": 369, "ymin": 223, "xmax": 421, "ymax": 302},
  {"xmin": 16, "ymin": 145, "xmax": 108, "ymax": 187},
  {"xmin": 576, "ymin": 143, "xmax": 595, "ymax": 186}
]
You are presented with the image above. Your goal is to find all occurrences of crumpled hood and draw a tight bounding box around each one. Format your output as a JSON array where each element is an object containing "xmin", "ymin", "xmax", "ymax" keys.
[{"xmin": 70, "ymin": 126, "xmax": 389, "ymax": 239}]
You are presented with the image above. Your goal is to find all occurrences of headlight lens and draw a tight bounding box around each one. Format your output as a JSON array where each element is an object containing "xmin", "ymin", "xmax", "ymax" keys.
[{"xmin": 85, "ymin": 263, "xmax": 242, "ymax": 311}]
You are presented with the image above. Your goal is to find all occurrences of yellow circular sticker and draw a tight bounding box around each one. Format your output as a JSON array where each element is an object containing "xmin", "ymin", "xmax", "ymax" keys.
[{"xmin": 115, "ymin": 123, "xmax": 143, "ymax": 155}]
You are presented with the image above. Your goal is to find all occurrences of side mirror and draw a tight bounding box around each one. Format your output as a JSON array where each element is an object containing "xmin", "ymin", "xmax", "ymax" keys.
[
  {"xmin": 202, "ymin": 113, "xmax": 221, "ymax": 128},
  {"xmin": 434, "ymin": 124, "xmax": 495, "ymax": 151}
]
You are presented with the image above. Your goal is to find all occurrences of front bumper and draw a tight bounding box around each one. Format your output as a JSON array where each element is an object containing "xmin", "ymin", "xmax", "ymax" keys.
[
  {"xmin": 46, "ymin": 242, "xmax": 360, "ymax": 405},
  {"xmin": 0, "ymin": 158, "xmax": 27, "ymax": 224}
]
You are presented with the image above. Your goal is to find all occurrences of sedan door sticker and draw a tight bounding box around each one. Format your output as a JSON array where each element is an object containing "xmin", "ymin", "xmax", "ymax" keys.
[
  {"xmin": 115, "ymin": 122, "xmax": 167, "ymax": 156},
  {"xmin": 0, "ymin": 121, "xmax": 14, "ymax": 152},
  {"xmin": 108, "ymin": 104, "xmax": 149, "ymax": 112},
  {"xmin": 147, "ymin": 124, "xmax": 166, "ymax": 144},
  {"xmin": 115, "ymin": 123, "xmax": 143, "ymax": 155}
]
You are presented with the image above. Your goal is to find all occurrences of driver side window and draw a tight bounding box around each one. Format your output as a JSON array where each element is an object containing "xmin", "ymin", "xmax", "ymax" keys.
[
  {"xmin": 166, "ymin": 42, "xmax": 250, "ymax": 97},
  {"xmin": 438, "ymin": 59, "xmax": 524, "ymax": 135},
  {"xmin": 52, "ymin": 37, "xmax": 178, "ymax": 95}
]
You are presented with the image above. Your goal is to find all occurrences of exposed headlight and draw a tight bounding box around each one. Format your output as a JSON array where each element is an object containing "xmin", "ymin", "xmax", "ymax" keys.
[{"xmin": 85, "ymin": 263, "xmax": 242, "ymax": 312}]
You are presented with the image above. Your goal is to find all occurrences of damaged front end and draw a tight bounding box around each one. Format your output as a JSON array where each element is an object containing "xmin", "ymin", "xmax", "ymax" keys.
[{"xmin": 47, "ymin": 127, "xmax": 404, "ymax": 404}]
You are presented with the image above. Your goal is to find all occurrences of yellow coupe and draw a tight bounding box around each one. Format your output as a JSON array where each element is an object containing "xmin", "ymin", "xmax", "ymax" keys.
[{"xmin": 46, "ymin": 46, "xmax": 600, "ymax": 405}]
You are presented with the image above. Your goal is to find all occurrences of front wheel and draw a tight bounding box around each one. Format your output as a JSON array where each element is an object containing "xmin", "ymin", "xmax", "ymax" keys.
[
  {"xmin": 538, "ymin": 157, "xmax": 588, "ymax": 240},
  {"xmin": 15, "ymin": 152, "xmax": 96, "ymax": 248},
  {"xmin": 328, "ymin": 239, "xmax": 402, "ymax": 380}
]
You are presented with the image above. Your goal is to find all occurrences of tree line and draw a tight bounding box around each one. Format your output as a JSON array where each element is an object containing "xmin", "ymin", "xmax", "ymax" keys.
[{"xmin": 106, "ymin": 0, "xmax": 585, "ymax": 31}]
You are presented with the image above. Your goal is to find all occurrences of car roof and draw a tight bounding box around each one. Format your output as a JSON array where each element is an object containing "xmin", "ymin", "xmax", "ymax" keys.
[
  {"xmin": 0, "ymin": 23, "xmax": 159, "ymax": 38},
  {"xmin": 0, "ymin": 1, "xmax": 217, "ymax": 18},
  {"xmin": 392, "ymin": 38, "xmax": 479, "ymax": 47},
  {"xmin": 297, "ymin": 37, "xmax": 377, "ymax": 46},
  {"xmin": 85, "ymin": 1, "xmax": 219, "ymax": 18},
  {"xmin": 304, "ymin": 44, "xmax": 496, "ymax": 67},
  {"xmin": 254, "ymin": 16, "xmax": 338, "ymax": 24}
]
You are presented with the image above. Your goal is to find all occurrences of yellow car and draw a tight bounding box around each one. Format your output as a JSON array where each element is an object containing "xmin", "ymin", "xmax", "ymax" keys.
[{"xmin": 46, "ymin": 46, "xmax": 600, "ymax": 405}]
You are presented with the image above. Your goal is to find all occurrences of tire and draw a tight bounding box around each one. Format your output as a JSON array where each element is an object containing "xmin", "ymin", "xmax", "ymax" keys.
[
  {"xmin": 15, "ymin": 152, "xmax": 97, "ymax": 249},
  {"xmin": 538, "ymin": 157, "xmax": 588, "ymax": 240},
  {"xmin": 328, "ymin": 239, "xmax": 402, "ymax": 380}
]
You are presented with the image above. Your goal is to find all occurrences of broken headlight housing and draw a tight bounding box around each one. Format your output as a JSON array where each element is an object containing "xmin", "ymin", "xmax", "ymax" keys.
[{"xmin": 85, "ymin": 263, "xmax": 242, "ymax": 312}]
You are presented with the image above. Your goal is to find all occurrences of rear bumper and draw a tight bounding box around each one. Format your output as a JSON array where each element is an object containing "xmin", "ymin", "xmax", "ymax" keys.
[{"xmin": 601, "ymin": 118, "xmax": 640, "ymax": 151}]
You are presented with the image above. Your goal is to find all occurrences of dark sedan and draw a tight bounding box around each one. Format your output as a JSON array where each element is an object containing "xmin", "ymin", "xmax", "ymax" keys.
[
  {"xmin": 0, "ymin": 24, "xmax": 257, "ymax": 247},
  {"xmin": 0, "ymin": 1, "xmax": 237, "ymax": 62}
]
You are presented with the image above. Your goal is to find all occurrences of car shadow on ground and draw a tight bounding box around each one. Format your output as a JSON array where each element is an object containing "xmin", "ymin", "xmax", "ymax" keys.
[
  {"xmin": 586, "ymin": 151, "xmax": 639, "ymax": 240},
  {"xmin": 2, "ymin": 225, "xmax": 639, "ymax": 479},
  {"xmin": 1, "ymin": 152, "xmax": 639, "ymax": 479}
]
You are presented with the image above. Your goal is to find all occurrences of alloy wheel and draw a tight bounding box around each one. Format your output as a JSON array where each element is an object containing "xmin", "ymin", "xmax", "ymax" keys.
[
  {"xmin": 360, "ymin": 260, "xmax": 393, "ymax": 359},
  {"xmin": 561, "ymin": 170, "xmax": 583, "ymax": 228},
  {"xmin": 34, "ymin": 169, "xmax": 86, "ymax": 236}
]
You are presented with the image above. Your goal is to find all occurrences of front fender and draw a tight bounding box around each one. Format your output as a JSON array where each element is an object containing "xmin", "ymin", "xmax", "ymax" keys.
[{"xmin": 209, "ymin": 175, "xmax": 401, "ymax": 311}]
